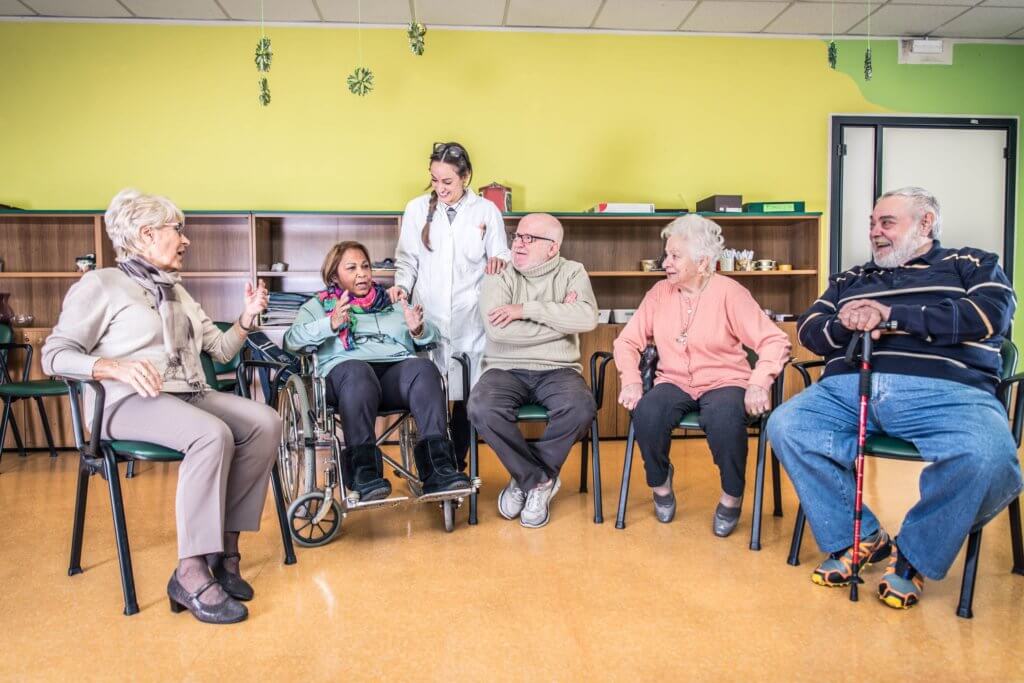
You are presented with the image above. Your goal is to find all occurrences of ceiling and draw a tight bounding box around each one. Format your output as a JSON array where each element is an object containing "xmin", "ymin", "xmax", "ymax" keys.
[{"xmin": 1, "ymin": 0, "xmax": 1023, "ymax": 40}]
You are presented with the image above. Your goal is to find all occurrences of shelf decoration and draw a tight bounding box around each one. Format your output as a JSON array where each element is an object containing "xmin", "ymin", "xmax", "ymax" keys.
[
  {"xmin": 863, "ymin": 0, "xmax": 873, "ymax": 81},
  {"xmin": 254, "ymin": 1, "xmax": 272, "ymax": 106},
  {"xmin": 347, "ymin": 0, "xmax": 374, "ymax": 96},
  {"xmin": 827, "ymin": 0, "xmax": 837, "ymax": 69}
]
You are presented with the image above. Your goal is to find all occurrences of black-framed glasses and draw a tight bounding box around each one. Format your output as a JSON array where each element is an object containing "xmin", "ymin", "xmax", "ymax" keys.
[
  {"xmin": 510, "ymin": 232, "xmax": 555, "ymax": 246},
  {"xmin": 433, "ymin": 142, "xmax": 465, "ymax": 159},
  {"xmin": 157, "ymin": 221, "xmax": 185, "ymax": 236}
]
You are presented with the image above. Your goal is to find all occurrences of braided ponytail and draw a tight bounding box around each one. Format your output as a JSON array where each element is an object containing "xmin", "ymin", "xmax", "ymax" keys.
[{"xmin": 421, "ymin": 190, "xmax": 438, "ymax": 252}]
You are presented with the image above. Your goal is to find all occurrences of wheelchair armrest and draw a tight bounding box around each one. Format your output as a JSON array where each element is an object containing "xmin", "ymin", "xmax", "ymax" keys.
[
  {"xmin": 790, "ymin": 358, "xmax": 827, "ymax": 389},
  {"xmin": 589, "ymin": 351, "xmax": 615, "ymax": 409},
  {"xmin": 236, "ymin": 359, "xmax": 288, "ymax": 404},
  {"xmin": 452, "ymin": 352, "xmax": 472, "ymax": 400},
  {"xmin": 0, "ymin": 342, "xmax": 34, "ymax": 383},
  {"xmin": 63, "ymin": 378, "xmax": 106, "ymax": 458},
  {"xmin": 413, "ymin": 341, "xmax": 438, "ymax": 352}
]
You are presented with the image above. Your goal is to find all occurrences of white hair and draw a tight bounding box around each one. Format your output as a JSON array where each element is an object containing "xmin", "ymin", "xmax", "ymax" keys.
[
  {"xmin": 879, "ymin": 186, "xmax": 942, "ymax": 238},
  {"xmin": 104, "ymin": 188, "xmax": 184, "ymax": 261},
  {"xmin": 660, "ymin": 214, "xmax": 725, "ymax": 266}
]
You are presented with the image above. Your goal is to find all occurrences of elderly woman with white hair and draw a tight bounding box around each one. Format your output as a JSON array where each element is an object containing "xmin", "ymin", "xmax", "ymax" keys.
[
  {"xmin": 613, "ymin": 215, "xmax": 790, "ymax": 537},
  {"xmin": 42, "ymin": 189, "xmax": 279, "ymax": 625}
]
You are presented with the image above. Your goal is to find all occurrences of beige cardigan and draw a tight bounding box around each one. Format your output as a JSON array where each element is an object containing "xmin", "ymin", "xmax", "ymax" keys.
[{"xmin": 42, "ymin": 268, "xmax": 246, "ymax": 418}]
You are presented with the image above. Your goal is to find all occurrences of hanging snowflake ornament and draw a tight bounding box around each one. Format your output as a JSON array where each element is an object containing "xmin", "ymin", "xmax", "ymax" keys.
[
  {"xmin": 407, "ymin": 21, "xmax": 426, "ymax": 56},
  {"xmin": 258, "ymin": 77, "xmax": 271, "ymax": 106},
  {"xmin": 828, "ymin": 41, "xmax": 838, "ymax": 70},
  {"xmin": 864, "ymin": 47, "xmax": 873, "ymax": 81},
  {"xmin": 347, "ymin": 66, "xmax": 374, "ymax": 96},
  {"xmin": 255, "ymin": 36, "xmax": 273, "ymax": 72}
]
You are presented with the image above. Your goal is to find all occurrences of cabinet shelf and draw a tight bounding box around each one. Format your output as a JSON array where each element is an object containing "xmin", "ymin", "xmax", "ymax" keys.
[
  {"xmin": 0, "ymin": 272, "xmax": 84, "ymax": 278},
  {"xmin": 180, "ymin": 271, "xmax": 250, "ymax": 278},
  {"xmin": 589, "ymin": 270, "xmax": 816, "ymax": 277}
]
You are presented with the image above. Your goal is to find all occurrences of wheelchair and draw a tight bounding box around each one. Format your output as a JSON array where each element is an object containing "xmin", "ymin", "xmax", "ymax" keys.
[{"xmin": 264, "ymin": 342, "xmax": 481, "ymax": 547}]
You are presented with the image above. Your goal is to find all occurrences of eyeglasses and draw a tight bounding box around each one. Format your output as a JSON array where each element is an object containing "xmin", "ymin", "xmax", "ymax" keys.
[
  {"xmin": 433, "ymin": 142, "xmax": 465, "ymax": 159},
  {"xmin": 159, "ymin": 222, "xmax": 185, "ymax": 236},
  {"xmin": 510, "ymin": 232, "xmax": 555, "ymax": 246}
]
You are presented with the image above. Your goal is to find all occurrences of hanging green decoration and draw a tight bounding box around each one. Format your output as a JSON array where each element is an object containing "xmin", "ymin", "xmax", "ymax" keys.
[
  {"xmin": 347, "ymin": 67, "xmax": 374, "ymax": 96},
  {"xmin": 864, "ymin": 48, "xmax": 873, "ymax": 81},
  {"xmin": 255, "ymin": 36, "xmax": 273, "ymax": 72},
  {"xmin": 258, "ymin": 77, "xmax": 271, "ymax": 106},
  {"xmin": 408, "ymin": 21, "xmax": 426, "ymax": 56},
  {"xmin": 828, "ymin": 41, "xmax": 838, "ymax": 69}
]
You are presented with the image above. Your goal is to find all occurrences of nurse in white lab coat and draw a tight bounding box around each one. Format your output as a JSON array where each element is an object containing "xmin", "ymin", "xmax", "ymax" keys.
[{"xmin": 389, "ymin": 141, "xmax": 510, "ymax": 464}]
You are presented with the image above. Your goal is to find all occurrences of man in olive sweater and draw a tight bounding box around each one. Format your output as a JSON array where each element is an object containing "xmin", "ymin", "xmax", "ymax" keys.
[{"xmin": 468, "ymin": 213, "xmax": 599, "ymax": 528}]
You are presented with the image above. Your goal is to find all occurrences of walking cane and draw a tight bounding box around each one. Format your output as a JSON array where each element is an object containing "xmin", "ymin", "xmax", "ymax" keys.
[{"xmin": 844, "ymin": 320, "xmax": 899, "ymax": 601}]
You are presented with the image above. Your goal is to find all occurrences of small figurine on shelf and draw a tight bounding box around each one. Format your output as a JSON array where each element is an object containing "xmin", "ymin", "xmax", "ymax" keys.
[
  {"xmin": 75, "ymin": 253, "xmax": 96, "ymax": 272},
  {"xmin": 0, "ymin": 292, "xmax": 14, "ymax": 324}
]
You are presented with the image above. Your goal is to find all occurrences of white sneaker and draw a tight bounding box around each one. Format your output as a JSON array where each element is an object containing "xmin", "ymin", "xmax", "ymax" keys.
[
  {"xmin": 520, "ymin": 477, "xmax": 561, "ymax": 528},
  {"xmin": 498, "ymin": 478, "xmax": 527, "ymax": 520}
]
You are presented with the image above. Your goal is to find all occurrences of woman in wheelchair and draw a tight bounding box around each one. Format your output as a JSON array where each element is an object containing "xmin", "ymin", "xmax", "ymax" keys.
[
  {"xmin": 284, "ymin": 240, "xmax": 470, "ymax": 502},
  {"xmin": 612, "ymin": 215, "xmax": 790, "ymax": 537},
  {"xmin": 42, "ymin": 189, "xmax": 280, "ymax": 625}
]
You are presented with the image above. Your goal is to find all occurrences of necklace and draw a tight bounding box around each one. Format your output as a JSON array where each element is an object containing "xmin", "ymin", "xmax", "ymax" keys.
[{"xmin": 676, "ymin": 275, "xmax": 711, "ymax": 345}]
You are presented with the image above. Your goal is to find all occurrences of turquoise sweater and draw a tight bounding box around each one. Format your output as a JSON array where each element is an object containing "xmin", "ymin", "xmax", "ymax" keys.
[{"xmin": 284, "ymin": 296, "xmax": 437, "ymax": 378}]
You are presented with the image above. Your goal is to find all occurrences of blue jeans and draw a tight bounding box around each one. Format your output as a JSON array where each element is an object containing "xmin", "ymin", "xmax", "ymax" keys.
[{"xmin": 767, "ymin": 373, "xmax": 1023, "ymax": 580}]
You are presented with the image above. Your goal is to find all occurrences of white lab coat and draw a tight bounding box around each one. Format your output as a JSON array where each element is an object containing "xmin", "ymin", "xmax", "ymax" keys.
[{"xmin": 394, "ymin": 189, "xmax": 510, "ymax": 399}]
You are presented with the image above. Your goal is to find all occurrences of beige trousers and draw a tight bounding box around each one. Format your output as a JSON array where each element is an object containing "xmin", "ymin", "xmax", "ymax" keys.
[{"xmin": 103, "ymin": 391, "xmax": 282, "ymax": 559}]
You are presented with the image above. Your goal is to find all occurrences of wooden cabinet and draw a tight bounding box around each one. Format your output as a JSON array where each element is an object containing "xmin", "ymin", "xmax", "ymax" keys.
[{"xmin": 0, "ymin": 208, "xmax": 823, "ymax": 446}]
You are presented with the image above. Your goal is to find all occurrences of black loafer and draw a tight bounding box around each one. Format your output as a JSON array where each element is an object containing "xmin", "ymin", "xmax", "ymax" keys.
[
  {"xmin": 712, "ymin": 502, "xmax": 742, "ymax": 537},
  {"xmin": 652, "ymin": 465, "xmax": 676, "ymax": 523},
  {"xmin": 209, "ymin": 552, "xmax": 254, "ymax": 602},
  {"xmin": 167, "ymin": 572, "xmax": 248, "ymax": 624}
]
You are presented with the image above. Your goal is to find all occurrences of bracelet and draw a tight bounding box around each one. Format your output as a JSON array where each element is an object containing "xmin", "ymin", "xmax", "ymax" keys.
[{"xmin": 238, "ymin": 315, "xmax": 258, "ymax": 332}]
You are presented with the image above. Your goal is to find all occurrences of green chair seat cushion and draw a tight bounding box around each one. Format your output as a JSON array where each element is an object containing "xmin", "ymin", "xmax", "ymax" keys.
[
  {"xmin": 108, "ymin": 440, "xmax": 184, "ymax": 461},
  {"xmin": 516, "ymin": 404, "xmax": 550, "ymax": 421},
  {"xmin": 678, "ymin": 411, "xmax": 701, "ymax": 430},
  {"xmin": 865, "ymin": 434, "xmax": 921, "ymax": 461},
  {"xmin": 0, "ymin": 380, "xmax": 69, "ymax": 397}
]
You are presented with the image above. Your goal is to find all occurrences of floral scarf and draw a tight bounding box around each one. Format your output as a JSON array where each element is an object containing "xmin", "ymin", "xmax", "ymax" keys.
[{"xmin": 317, "ymin": 282, "xmax": 393, "ymax": 350}]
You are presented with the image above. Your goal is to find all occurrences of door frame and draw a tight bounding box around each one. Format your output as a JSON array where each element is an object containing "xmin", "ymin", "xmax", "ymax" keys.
[{"xmin": 828, "ymin": 115, "xmax": 1018, "ymax": 281}]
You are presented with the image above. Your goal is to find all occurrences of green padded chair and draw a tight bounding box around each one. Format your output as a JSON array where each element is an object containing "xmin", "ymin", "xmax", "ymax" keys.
[
  {"xmin": 456, "ymin": 351, "xmax": 614, "ymax": 526},
  {"xmin": 0, "ymin": 322, "xmax": 66, "ymax": 466},
  {"xmin": 614, "ymin": 346, "xmax": 788, "ymax": 551},
  {"xmin": 785, "ymin": 340, "xmax": 1024, "ymax": 618},
  {"xmin": 64, "ymin": 355, "xmax": 297, "ymax": 616}
]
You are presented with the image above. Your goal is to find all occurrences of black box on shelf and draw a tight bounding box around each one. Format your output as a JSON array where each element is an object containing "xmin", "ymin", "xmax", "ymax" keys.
[{"xmin": 696, "ymin": 195, "xmax": 742, "ymax": 213}]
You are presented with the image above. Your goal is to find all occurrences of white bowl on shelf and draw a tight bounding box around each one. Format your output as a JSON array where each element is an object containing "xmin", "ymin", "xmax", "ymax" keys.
[
  {"xmin": 612, "ymin": 309, "xmax": 636, "ymax": 324},
  {"xmin": 597, "ymin": 309, "xmax": 611, "ymax": 323}
]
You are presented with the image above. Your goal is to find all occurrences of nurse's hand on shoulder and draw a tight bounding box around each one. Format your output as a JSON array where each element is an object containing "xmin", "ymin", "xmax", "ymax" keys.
[
  {"xmin": 488, "ymin": 304, "xmax": 523, "ymax": 328},
  {"xmin": 485, "ymin": 257, "xmax": 507, "ymax": 275},
  {"xmin": 618, "ymin": 383, "xmax": 642, "ymax": 411},
  {"xmin": 330, "ymin": 291, "xmax": 351, "ymax": 331},
  {"xmin": 387, "ymin": 286, "xmax": 408, "ymax": 304},
  {"xmin": 401, "ymin": 300, "xmax": 425, "ymax": 337}
]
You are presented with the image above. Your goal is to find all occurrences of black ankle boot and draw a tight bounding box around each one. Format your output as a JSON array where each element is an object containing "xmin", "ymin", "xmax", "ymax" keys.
[
  {"xmin": 344, "ymin": 444, "xmax": 391, "ymax": 501},
  {"xmin": 414, "ymin": 437, "xmax": 470, "ymax": 494}
]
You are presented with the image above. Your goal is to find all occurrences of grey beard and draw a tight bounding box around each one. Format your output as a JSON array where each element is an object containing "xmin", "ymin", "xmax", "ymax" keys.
[{"xmin": 872, "ymin": 234, "xmax": 928, "ymax": 269}]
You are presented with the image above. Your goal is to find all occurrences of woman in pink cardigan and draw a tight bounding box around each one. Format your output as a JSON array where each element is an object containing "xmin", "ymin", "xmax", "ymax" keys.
[{"xmin": 613, "ymin": 215, "xmax": 790, "ymax": 537}]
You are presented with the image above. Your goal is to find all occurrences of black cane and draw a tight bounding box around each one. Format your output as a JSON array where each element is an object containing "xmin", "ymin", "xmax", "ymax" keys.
[{"xmin": 845, "ymin": 320, "xmax": 898, "ymax": 601}]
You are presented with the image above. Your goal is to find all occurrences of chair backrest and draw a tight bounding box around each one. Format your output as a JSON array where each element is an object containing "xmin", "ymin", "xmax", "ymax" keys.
[
  {"xmin": 999, "ymin": 339, "xmax": 1018, "ymax": 380},
  {"xmin": 0, "ymin": 322, "xmax": 11, "ymax": 345},
  {"xmin": 197, "ymin": 321, "xmax": 243, "ymax": 391}
]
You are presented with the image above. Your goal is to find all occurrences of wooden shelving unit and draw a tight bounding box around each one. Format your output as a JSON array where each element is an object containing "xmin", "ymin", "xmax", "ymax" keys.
[{"xmin": 0, "ymin": 208, "xmax": 821, "ymax": 443}]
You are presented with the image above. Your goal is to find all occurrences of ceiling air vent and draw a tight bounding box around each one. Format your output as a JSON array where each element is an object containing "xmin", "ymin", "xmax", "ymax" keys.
[{"xmin": 898, "ymin": 38, "xmax": 954, "ymax": 65}]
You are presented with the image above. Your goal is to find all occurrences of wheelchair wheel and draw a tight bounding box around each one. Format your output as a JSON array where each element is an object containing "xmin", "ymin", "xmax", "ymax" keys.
[
  {"xmin": 442, "ymin": 499, "xmax": 455, "ymax": 533},
  {"xmin": 288, "ymin": 491, "xmax": 343, "ymax": 547},
  {"xmin": 277, "ymin": 374, "xmax": 317, "ymax": 506}
]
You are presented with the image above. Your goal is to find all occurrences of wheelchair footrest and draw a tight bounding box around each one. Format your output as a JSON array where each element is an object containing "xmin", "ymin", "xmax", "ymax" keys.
[
  {"xmin": 414, "ymin": 485, "xmax": 478, "ymax": 504},
  {"xmin": 346, "ymin": 495, "xmax": 410, "ymax": 511}
]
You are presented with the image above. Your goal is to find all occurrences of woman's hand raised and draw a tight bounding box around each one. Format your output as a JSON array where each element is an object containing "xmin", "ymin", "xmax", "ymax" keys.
[
  {"xmin": 330, "ymin": 291, "xmax": 352, "ymax": 331},
  {"xmin": 402, "ymin": 300, "xmax": 425, "ymax": 338}
]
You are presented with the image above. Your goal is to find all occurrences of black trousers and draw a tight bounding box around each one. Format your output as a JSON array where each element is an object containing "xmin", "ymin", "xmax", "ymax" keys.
[
  {"xmin": 325, "ymin": 358, "xmax": 448, "ymax": 447},
  {"xmin": 632, "ymin": 383, "xmax": 749, "ymax": 498},
  {"xmin": 468, "ymin": 368, "xmax": 596, "ymax": 492}
]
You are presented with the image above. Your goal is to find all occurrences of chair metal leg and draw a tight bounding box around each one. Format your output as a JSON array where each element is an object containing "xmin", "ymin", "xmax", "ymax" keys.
[
  {"xmin": 578, "ymin": 434, "xmax": 589, "ymax": 494},
  {"xmin": 590, "ymin": 419, "xmax": 603, "ymax": 524},
  {"xmin": 33, "ymin": 396, "xmax": 59, "ymax": 458},
  {"xmin": 125, "ymin": 459, "xmax": 136, "ymax": 479},
  {"xmin": 0, "ymin": 397, "xmax": 28, "ymax": 460},
  {"xmin": 749, "ymin": 432, "xmax": 767, "ymax": 551},
  {"xmin": 468, "ymin": 426, "xmax": 479, "ymax": 525},
  {"xmin": 957, "ymin": 529, "xmax": 983, "ymax": 619},
  {"xmin": 771, "ymin": 451, "xmax": 783, "ymax": 518},
  {"xmin": 787, "ymin": 504, "xmax": 807, "ymax": 566},
  {"xmin": 1008, "ymin": 497, "xmax": 1023, "ymax": 575},
  {"xmin": 615, "ymin": 422, "xmax": 637, "ymax": 530},
  {"xmin": 102, "ymin": 448, "xmax": 139, "ymax": 616},
  {"xmin": 9, "ymin": 407, "xmax": 27, "ymax": 459},
  {"xmin": 68, "ymin": 457, "xmax": 91, "ymax": 576},
  {"xmin": 271, "ymin": 463, "xmax": 297, "ymax": 565}
]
